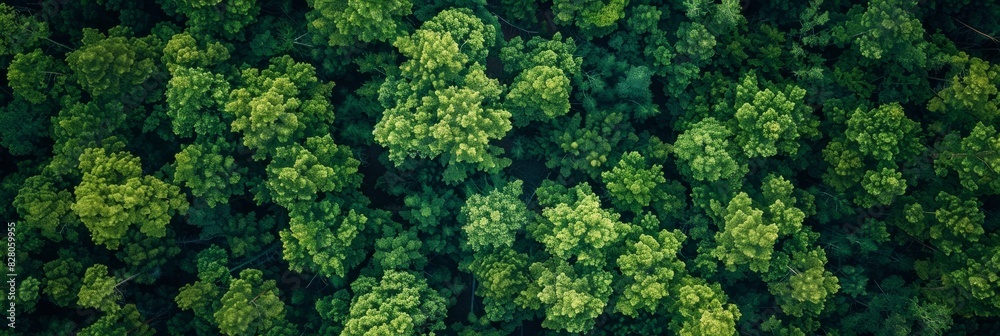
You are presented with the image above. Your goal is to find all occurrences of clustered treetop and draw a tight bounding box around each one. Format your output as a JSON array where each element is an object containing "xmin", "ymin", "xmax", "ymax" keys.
[{"xmin": 2, "ymin": 0, "xmax": 999, "ymax": 335}]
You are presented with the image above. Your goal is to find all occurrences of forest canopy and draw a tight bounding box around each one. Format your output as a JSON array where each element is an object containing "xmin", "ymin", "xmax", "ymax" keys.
[{"xmin": 2, "ymin": 0, "xmax": 1000, "ymax": 334}]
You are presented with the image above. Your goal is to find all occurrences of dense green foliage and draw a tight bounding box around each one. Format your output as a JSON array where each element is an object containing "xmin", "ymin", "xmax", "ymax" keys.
[{"xmin": 2, "ymin": 0, "xmax": 1000, "ymax": 334}]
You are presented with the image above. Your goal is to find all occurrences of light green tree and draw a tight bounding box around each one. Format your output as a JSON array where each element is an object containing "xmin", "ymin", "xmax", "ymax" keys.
[
  {"xmin": 731, "ymin": 72, "xmax": 817, "ymax": 158},
  {"xmin": 669, "ymin": 276, "xmax": 741, "ymax": 336},
  {"xmin": 72, "ymin": 148, "xmax": 189, "ymax": 249},
  {"xmin": 525, "ymin": 259, "xmax": 614, "ymax": 333},
  {"xmin": 531, "ymin": 183, "xmax": 628, "ymax": 267},
  {"xmin": 280, "ymin": 200, "xmax": 366, "ymax": 278},
  {"xmin": 602, "ymin": 151, "xmax": 666, "ymax": 213},
  {"xmin": 673, "ymin": 118, "xmax": 746, "ymax": 182},
  {"xmin": 173, "ymin": 139, "xmax": 245, "ymax": 207},
  {"xmin": 711, "ymin": 192, "xmax": 779, "ymax": 273},
  {"xmin": 615, "ymin": 229, "xmax": 686, "ymax": 316},
  {"xmin": 374, "ymin": 8, "xmax": 511, "ymax": 183},
  {"xmin": 225, "ymin": 55, "xmax": 336, "ymax": 158},
  {"xmin": 342, "ymin": 270, "xmax": 448, "ymax": 335},
  {"xmin": 214, "ymin": 269, "xmax": 286, "ymax": 336},
  {"xmin": 934, "ymin": 122, "xmax": 1000, "ymax": 194},
  {"xmin": 78, "ymin": 264, "xmax": 129, "ymax": 313},
  {"xmin": 460, "ymin": 180, "xmax": 530, "ymax": 252},
  {"xmin": 263, "ymin": 135, "xmax": 360, "ymax": 208},
  {"xmin": 305, "ymin": 0, "xmax": 412, "ymax": 47},
  {"xmin": 928, "ymin": 56, "xmax": 1000, "ymax": 122}
]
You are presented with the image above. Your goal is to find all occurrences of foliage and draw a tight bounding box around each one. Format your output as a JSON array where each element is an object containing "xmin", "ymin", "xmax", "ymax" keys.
[{"xmin": 5, "ymin": 1, "xmax": 1000, "ymax": 334}]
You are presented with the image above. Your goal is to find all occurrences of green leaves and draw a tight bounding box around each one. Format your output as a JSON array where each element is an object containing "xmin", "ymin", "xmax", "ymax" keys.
[
  {"xmin": 167, "ymin": 0, "xmax": 260, "ymax": 38},
  {"xmin": 280, "ymin": 199, "xmax": 366, "ymax": 278},
  {"xmin": 166, "ymin": 66, "xmax": 231, "ymax": 137},
  {"xmin": 768, "ymin": 248, "xmax": 840, "ymax": 317},
  {"xmin": 264, "ymin": 135, "xmax": 359, "ymax": 208},
  {"xmin": 673, "ymin": 117, "xmax": 746, "ymax": 182},
  {"xmin": 66, "ymin": 28, "xmax": 157, "ymax": 97},
  {"xmin": 173, "ymin": 141, "xmax": 244, "ymax": 207},
  {"xmin": 845, "ymin": 103, "xmax": 921, "ymax": 163},
  {"xmin": 374, "ymin": 9, "xmax": 511, "ymax": 183},
  {"xmin": 935, "ymin": 122, "xmax": 1000, "ymax": 194},
  {"xmin": 527, "ymin": 259, "xmax": 613, "ymax": 333},
  {"xmin": 841, "ymin": 0, "xmax": 927, "ymax": 69},
  {"xmin": 342, "ymin": 270, "xmax": 447, "ymax": 335},
  {"xmin": 532, "ymin": 183, "xmax": 628, "ymax": 267},
  {"xmin": 214, "ymin": 269, "xmax": 286, "ymax": 336},
  {"xmin": 670, "ymin": 277, "xmax": 740, "ymax": 336},
  {"xmin": 615, "ymin": 230, "xmax": 686, "ymax": 316},
  {"xmin": 77, "ymin": 264, "xmax": 123, "ymax": 313},
  {"xmin": 711, "ymin": 192, "xmax": 778, "ymax": 273},
  {"xmin": 460, "ymin": 180, "xmax": 530, "ymax": 252},
  {"xmin": 14, "ymin": 173, "xmax": 78, "ymax": 242},
  {"xmin": 928, "ymin": 56, "xmax": 1000, "ymax": 123},
  {"xmin": 858, "ymin": 167, "xmax": 907, "ymax": 207},
  {"xmin": 306, "ymin": 0, "xmax": 412, "ymax": 47},
  {"xmin": 552, "ymin": 0, "xmax": 628, "ymax": 34},
  {"xmin": 506, "ymin": 65, "xmax": 571, "ymax": 126},
  {"xmin": 226, "ymin": 55, "xmax": 335, "ymax": 157},
  {"xmin": 602, "ymin": 151, "xmax": 666, "ymax": 213},
  {"xmin": 72, "ymin": 148, "xmax": 188, "ymax": 249},
  {"xmin": 732, "ymin": 72, "xmax": 815, "ymax": 158}
]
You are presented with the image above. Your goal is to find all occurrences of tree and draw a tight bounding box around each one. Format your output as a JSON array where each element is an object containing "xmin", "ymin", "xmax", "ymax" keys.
[
  {"xmin": 65, "ymin": 27, "xmax": 158, "ymax": 97},
  {"xmin": 214, "ymin": 269, "xmax": 286, "ymax": 336},
  {"xmin": 505, "ymin": 65, "xmax": 572, "ymax": 126},
  {"xmin": 400, "ymin": 185, "xmax": 462, "ymax": 254},
  {"xmin": 934, "ymin": 122, "xmax": 1000, "ymax": 194},
  {"xmin": 161, "ymin": 32, "xmax": 231, "ymax": 72},
  {"xmin": 602, "ymin": 151, "xmax": 666, "ymax": 213},
  {"xmin": 263, "ymin": 135, "xmax": 360, "ymax": 208},
  {"xmin": 78, "ymin": 304, "xmax": 155, "ymax": 336},
  {"xmin": 164, "ymin": 0, "xmax": 260, "ymax": 38},
  {"xmin": 165, "ymin": 66, "xmax": 231, "ymax": 137},
  {"xmin": 551, "ymin": 0, "xmax": 628, "ymax": 34},
  {"xmin": 280, "ymin": 199, "xmax": 366, "ymax": 278},
  {"xmin": 711, "ymin": 192, "xmax": 779, "ymax": 273},
  {"xmin": 929, "ymin": 192, "xmax": 985, "ymax": 256},
  {"xmin": 499, "ymin": 33, "xmax": 583, "ymax": 125},
  {"xmin": 615, "ymin": 229, "xmax": 686, "ymax": 317},
  {"xmin": 72, "ymin": 148, "xmax": 189, "ymax": 249},
  {"xmin": 0, "ymin": 3, "xmax": 49, "ymax": 57},
  {"xmin": 674, "ymin": 22, "xmax": 716, "ymax": 63},
  {"xmin": 7, "ymin": 49, "xmax": 67, "ymax": 104},
  {"xmin": 531, "ymin": 183, "xmax": 628, "ymax": 267},
  {"xmin": 845, "ymin": 103, "xmax": 921, "ymax": 163},
  {"xmin": 525, "ymin": 259, "xmax": 613, "ymax": 333},
  {"xmin": 173, "ymin": 139, "xmax": 246, "ymax": 207},
  {"xmin": 837, "ymin": 0, "xmax": 927, "ymax": 69},
  {"xmin": 731, "ymin": 72, "xmax": 817, "ymax": 158},
  {"xmin": 78, "ymin": 264, "xmax": 130, "ymax": 313},
  {"xmin": 14, "ymin": 173, "xmax": 78, "ymax": 242},
  {"xmin": 673, "ymin": 117, "xmax": 746, "ymax": 182},
  {"xmin": 305, "ymin": 0, "xmax": 412, "ymax": 47},
  {"xmin": 460, "ymin": 180, "xmax": 530, "ymax": 252},
  {"xmin": 374, "ymin": 8, "xmax": 511, "ymax": 183},
  {"xmin": 465, "ymin": 248, "xmax": 532, "ymax": 322},
  {"xmin": 669, "ymin": 276, "xmax": 741, "ymax": 336},
  {"xmin": 49, "ymin": 100, "xmax": 127, "ymax": 176},
  {"xmin": 225, "ymin": 55, "xmax": 336, "ymax": 157},
  {"xmin": 43, "ymin": 253, "xmax": 85, "ymax": 307},
  {"xmin": 767, "ymin": 247, "xmax": 840, "ymax": 317},
  {"xmin": 342, "ymin": 270, "xmax": 448, "ymax": 335},
  {"xmin": 928, "ymin": 56, "xmax": 1000, "ymax": 123},
  {"xmin": 857, "ymin": 167, "xmax": 907, "ymax": 207}
]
